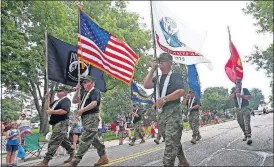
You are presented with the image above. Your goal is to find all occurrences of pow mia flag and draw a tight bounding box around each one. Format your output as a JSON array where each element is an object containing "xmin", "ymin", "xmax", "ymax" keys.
[{"xmin": 47, "ymin": 34, "xmax": 107, "ymax": 92}]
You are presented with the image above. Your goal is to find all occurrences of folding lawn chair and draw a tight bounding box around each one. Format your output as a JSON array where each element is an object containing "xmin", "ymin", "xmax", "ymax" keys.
[{"xmin": 22, "ymin": 133, "xmax": 45, "ymax": 162}]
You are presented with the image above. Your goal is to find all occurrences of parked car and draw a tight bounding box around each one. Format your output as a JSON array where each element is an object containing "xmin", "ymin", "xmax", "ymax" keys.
[
  {"xmin": 267, "ymin": 108, "xmax": 273, "ymax": 113},
  {"xmin": 254, "ymin": 110, "xmax": 263, "ymax": 115}
]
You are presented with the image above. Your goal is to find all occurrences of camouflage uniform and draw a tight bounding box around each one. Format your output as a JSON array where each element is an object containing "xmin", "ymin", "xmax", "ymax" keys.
[
  {"xmin": 73, "ymin": 113, "xmax": 106, "ymax": 163},
  {"xmin": 68, "ymin": 76, "xmax": 108, "ymax": 167},
  {"xmin": 188, "ymin": 111, "xmax": 200, "ymax": 138},
  {"xmin": 35, "ymin": 93, "xmax": 75, "ymax": 166},
  {"xmin": 44, "ymin": 120, "xmax": 74, "ymax": 161},
  {"xmin": 146, "ymin": 53, "xmax": 189, "ymax": 166},
  {"xmin": 235, "ymin": 107, "xmax": 251, "ymax": 137},
  {"xmin": 129, "ymin": 108, "xmax": 146, "ymax": 145},
  {"xmin": 131, "ymin": 121, "xmax": 145, "ymax": 141},
  {"xmin": 230, "ymin": 83, "xmax": 252, "ymax": 144},
  {"xmin": 159, "ymin": 103, "xmax": 186, "ymax": 166}
]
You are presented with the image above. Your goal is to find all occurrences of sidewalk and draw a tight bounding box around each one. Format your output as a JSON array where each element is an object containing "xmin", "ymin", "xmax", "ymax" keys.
[{"xmin": 1, "ymin": 137, "xmax": 132, "ymax": 166}]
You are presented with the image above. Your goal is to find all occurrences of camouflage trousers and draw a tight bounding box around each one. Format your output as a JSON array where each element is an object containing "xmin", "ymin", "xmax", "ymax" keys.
[
  {"xmin": 72, "ymin": 113, "xmax": 106, "ymax": 164},
  {"xmin": 156, "ymin": 116, "xmax": 165, "ymax": 141},
  {"xmin": 159, "ymin": 103, "xmax": 187, "ymax": 166},
  {"xmin": 44, "ymin": 120, "xmax": 74, "ymax": 161},
  {"xmin": 235, "ymin": 107, "xmax": 252, "ymax": 137},
  {"xmin": 132, "ymin": 121, "xmax": 145, "ymax": 141},
  {"xmin": 188, "ymin": 111, "xmax": 200, "ymax": 137}
]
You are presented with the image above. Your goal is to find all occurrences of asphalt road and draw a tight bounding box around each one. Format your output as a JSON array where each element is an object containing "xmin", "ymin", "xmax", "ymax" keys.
[{"xmin": 33, "ymin": 113, "xmax": 274, "ymax": 166}]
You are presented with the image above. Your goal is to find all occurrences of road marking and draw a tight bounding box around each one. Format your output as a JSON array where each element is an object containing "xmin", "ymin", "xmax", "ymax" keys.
[{"xmin": 103, "ymin": 146, "xmax": 165, "ymax": 166}]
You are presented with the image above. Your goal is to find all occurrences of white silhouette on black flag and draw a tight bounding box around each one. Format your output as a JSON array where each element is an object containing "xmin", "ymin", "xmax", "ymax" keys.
[{"xmin": 47, "ymin": 34, "xmax": 107, "ymax": 92}]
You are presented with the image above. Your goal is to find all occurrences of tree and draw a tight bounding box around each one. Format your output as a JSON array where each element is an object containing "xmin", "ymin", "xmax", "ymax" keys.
[
  {"xmin": 2, "ymin": 97, "xmax": 22, "ymax": 122},
  {"xmin": 2, "ymin": 1, "xmax": 155, "ymax": 133},
  {"xmin": 201, "ymin": 87, "xmax": 234, "ymax": 111},
  {"xmin": 31, "ymin": 115, "xmax": 40, "ymax": 123},
  {"xmin": 1, "ymin": 1, "xmax": 77, "ymax": 135},
  {"xmin": 249, "ymin": 88, "xmax": 265, "ymax": 110},
  {"xmin": 242, "ymin": 1, "xmax": 273, "ymax": 34},
  {"xmin": 242, "ymin": 1, "xmax": 273, "ymax": 107}
]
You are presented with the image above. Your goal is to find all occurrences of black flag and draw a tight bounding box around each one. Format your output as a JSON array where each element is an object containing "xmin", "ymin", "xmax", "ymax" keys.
[{"xmin": 47, "ymin": 34, "xmax": 107, "ymax": 92}]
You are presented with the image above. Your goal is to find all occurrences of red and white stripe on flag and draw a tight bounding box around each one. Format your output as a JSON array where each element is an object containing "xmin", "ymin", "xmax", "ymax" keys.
[{"xmin": 77, "ymin": 34, "xmax": 139, "ymax": 85}]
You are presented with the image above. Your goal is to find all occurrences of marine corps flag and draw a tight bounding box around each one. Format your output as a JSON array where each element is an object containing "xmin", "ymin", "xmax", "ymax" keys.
[{"xmin": 225, "ymin": 27, "xmax": 243, "ymax": 83}]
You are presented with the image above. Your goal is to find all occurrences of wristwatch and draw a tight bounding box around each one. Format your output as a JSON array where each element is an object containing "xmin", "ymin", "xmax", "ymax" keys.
[{"xmin": 163, "ymin": 97, "xmax": 168, "ymax": 103}]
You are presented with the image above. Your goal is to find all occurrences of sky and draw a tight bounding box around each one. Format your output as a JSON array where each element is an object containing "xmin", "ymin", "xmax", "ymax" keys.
[{"xmin": 127, "ymin": 1, "xmax": 273, "ymax": 103}]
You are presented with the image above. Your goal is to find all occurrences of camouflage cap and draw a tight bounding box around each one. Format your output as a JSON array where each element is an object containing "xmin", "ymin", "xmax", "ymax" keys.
[
  {"xmin": 81, "ymin": 75, "xmax": 96, "ymax": 82},
  {"xmin": 55, "ymin": 85, "xmax": 69, "ymax": 92},
  {"xmin": 157, "ymin": 53, "xmax": 173, "ymax": 62}
]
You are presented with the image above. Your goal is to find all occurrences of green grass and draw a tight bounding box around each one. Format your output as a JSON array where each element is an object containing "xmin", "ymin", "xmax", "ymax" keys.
[{"xmin": 102, "ymin": 131, "xmax": 119, "ymax": 141}]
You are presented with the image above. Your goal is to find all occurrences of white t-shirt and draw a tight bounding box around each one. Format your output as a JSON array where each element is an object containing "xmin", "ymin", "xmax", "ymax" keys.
[{"xmin": 17, "ymin": 120, "xmax": 31, "ymax": 132}]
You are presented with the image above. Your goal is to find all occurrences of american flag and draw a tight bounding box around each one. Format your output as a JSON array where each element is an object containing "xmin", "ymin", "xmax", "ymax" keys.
[{"xmin": 77, "ymin": 9, "xmax": 139, "ymax": 85}]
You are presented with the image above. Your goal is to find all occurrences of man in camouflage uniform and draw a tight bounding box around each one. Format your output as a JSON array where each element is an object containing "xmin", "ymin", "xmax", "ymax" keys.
[
  {"xmin": 183, "ymin": 90, "xmax": 201, "ymax": 144},
  {"xmin": 129, "ymin": 104, "xmax": 146, "ymax": 146},
  {"xmin": 34, "ymin": 86, "xmax": 74, "ymax": 166},
  {"xmin": 66, "ymin": 76, "xmax": 109, "ymax": 167},
  {"xmin": 229, "ymin": 79, "xmax": 252, "ymax": 145},
  {"xmin": 144, "ymin": 53, "xmax": 189, "ymax": 167}
]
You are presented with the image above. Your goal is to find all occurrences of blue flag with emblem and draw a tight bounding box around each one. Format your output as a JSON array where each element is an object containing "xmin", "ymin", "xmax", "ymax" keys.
[
  {"xmin": 131, "ymin": 81, "xmax": 154, "ymax": 104},
  {"xmin": 187, "ymin": 65, "xmax": 201, "ymax": 100}
]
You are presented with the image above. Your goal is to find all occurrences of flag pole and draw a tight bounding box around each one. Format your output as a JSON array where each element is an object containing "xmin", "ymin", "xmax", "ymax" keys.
[
  {"xmin": 149, "ymin": 0, "xmax": 159, "ymax": 111},
  {"xmin": 45, "ymin": 29, "xmax": 48, "ymax": 92},
  {"xmin": 74, "ymin": 3, "xmax": 83, "ymax": 125},
  {"xmin": 77, "ymin": 4, "xmax": 83, "ymax": 87}
]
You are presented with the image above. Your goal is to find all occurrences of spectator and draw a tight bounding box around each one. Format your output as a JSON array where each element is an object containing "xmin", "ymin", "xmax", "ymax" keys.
[
  {"xmin": 17, "ymin": 113, "xmax": 32, "ymax": 144},
  {"xmin": 6, "ymin": 122, "xmax": 20, "ymax": 167},
  {"xmin": 115, "ymin": 112, "xmax": 122, "ymax": 137},
  {"xmin": 68, "ymin": 111, "xmax": 83, "ymax": 152},
  {"xmin": 150, "ymin": 121, "xmax": 156, "ymax": 138},
  {"xmin": 143, "ymin": 112, "xmax": 150, "ymax": 137}
]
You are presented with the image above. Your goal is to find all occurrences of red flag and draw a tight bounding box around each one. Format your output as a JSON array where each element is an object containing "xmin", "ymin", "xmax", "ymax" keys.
[{"xmin": 225, "ymin": 28, "xmax": 243, "ymax": 83}]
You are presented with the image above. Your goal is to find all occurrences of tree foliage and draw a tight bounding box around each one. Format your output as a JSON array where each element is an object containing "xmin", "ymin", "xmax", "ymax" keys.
[
  {"xmin": 1, "ymin": 1, "xmax": 153, "ymax": 133},
  {"xmin": 200, "ymin": 87, "xmax": 233, "ymax": 111},
  {"xmin": 242, "ymin": 1, "xmax": 273, "ymax": 33},
  {"xmin": 243, "ymin": 1, "xmax": 273, "ymax": 106},
  {"xmin": 1, "ymin": 97, "xmax": 22, "ymax": 122},
  {"xmin": 249, "ymin": 88, "xmax": 265, "ymax": 110}
]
